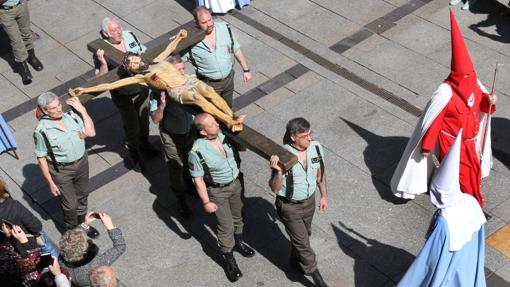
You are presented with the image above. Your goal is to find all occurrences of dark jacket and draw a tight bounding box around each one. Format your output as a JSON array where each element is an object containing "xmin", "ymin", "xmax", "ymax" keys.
[{"xmin": 0, "ymin": 197, "xmax": 42, "ymax": 236}]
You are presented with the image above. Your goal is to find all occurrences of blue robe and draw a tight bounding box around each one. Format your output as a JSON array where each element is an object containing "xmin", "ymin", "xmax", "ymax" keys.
[
  {"xmin": 0, "ymin": 114, "xmax": 16, "ymax": 154},
  {"xmin": 397, "ymin": 216, "xmax": 486, "ymax": 287}
]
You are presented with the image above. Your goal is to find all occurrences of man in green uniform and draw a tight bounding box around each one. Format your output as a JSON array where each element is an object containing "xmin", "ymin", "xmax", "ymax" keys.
[
  {"xmin": 188, "ymin": 113, "xmax": 255, "ymax": 282},
  {"xmin": 94, "ymin": 17, "xmax": 159, "ymax": 171},
  {"xmin": 150, "ymin": 55, "xmax": 193, "ymax": 219},
  {"xmin": 182, "ymin": 6, "xmax": 251, "ymax": 107},
  {"xmin": 269, "ymin": 117, "xmax": 329, "ymax": 287},
  {"xmin": 34, "ymin": 92, "xmax": 99, "ymax": 238},
  {"xmin": 0, "ymin": 0, "xmax": 43, "ymax": 85}
]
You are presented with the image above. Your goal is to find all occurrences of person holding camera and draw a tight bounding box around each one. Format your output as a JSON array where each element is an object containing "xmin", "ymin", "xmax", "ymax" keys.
[
  {"xmin": 59, "ymin": 212, "xmax": 125, "ymax": 287},
  {"xmin": 0, "ymin": 222, "xmax": 40, "ymax": 286}
]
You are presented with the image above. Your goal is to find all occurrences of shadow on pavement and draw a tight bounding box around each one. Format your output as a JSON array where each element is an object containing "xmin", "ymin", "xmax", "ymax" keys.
[
  {"xmin": 492, "ymin": 117, "xmax": 510, "ymax": 170},
  {"xmin": 341, "ymin": 118, "xmax": 410, "ymax": 205},
  {"xmin": 143, "ymin": 156, "xmax": 227, "ymax": 272},
  {"xmin": 332, "ymin": 221, "xmax": 416, "ymax": 287},
  {"xmin": 242, "ymin": 195, "xmax": 316, "ymax": 287},
  {"xmin": 469, "ymin": 0, "xmax": 510, "ymax": 44}
]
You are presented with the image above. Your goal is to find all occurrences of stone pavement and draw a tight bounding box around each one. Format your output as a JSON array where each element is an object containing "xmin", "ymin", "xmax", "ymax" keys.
[{"xmin": 1, "ymin": 0, "xmax": 510, "ymax": 286}]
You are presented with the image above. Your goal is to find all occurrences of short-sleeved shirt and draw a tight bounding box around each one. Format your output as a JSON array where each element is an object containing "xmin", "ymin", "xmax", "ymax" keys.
[
  {"xmin": 188, "ymin": 132, "xmax": 239, "ymax": 184},
  {"xmin": 33, "ymin": 111, "xmax": 86, "ymax": 163},
  {"xmin": 93, "ymin": 30, "xmax": 148, "ymax": 97},
  {"xmin": 181, "ymin": 21, "xmax": 240, "ymax": 80},
  {"xmin": 277, "ymin": 141, "xmax": 325, "ymax": 201},
  {"xmin": 93, "ymin": 30, "xmax": 147, "ymax": 73},
  {"xmin": 149, "ymin": 89, "xmax": 193, "ymax": 135}
]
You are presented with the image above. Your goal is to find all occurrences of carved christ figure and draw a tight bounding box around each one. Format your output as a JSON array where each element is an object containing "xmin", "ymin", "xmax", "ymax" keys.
[{"xmin": 69, "ymin": 29, "xmax": 245, "ymax": 131}]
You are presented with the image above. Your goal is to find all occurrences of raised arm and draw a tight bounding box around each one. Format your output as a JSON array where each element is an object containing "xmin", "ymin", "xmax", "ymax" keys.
[
  {"xmin": 69, "ymin": 75, "xmax": 147, "ymax": 97},
  {"xmin": 152, "ymin": 29, "xmax": 188, "ymax": 63}
]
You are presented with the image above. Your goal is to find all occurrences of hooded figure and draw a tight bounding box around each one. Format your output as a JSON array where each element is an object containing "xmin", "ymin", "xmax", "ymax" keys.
[
  {"xmin": 390, "ymin": 9, "xmax": 496, "ymax": 207},
  {"xmin": 398, "ymin": 130, "xmax": 487, "ymax": 287}
]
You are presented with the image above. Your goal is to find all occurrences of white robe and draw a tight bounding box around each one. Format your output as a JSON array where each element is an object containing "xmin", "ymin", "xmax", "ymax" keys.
[{"xmin": 390, "ymin": 82, "xmax": 492, "ymax": 199}]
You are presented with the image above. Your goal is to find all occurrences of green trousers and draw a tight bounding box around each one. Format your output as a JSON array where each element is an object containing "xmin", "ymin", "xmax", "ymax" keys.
[
  {"xmin": 48, "ymin": 155, "xmax": 90, "ymax": 230},
  {"xmin": 208, "ymin": 178, "xmax": 244, "ymax": 253},
  {"xmin": 159, "ymin": 129, "xmax": 193, "ymax": 196},
  {"xmin": 276, "ymin": 194, "xmax": 317, "ymax": 274},
  {"xmin": 0, "ymin": 1, "xmax": 34, "ymax": 62}
]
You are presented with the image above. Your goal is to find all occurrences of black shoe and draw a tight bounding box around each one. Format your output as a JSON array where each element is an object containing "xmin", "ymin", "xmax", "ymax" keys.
[
  {"xmin": 289, "ymin": 256, "xmax": 303, "ymax": 272},
  {"xmin": 126, "ymin": 146, "xmax": 142, "ymax": 172},
  {"xmin": 139, "ymin": 137, "xmax": 160, "ymax": 157},
  {"xmin": 19, "ymin": 61, "xmax": 32, "ymax": 85},
  {"xmin": 310, "ymin": 269, "xmax": 328, "ymax": 287},
  {"xmin": 27, "ymin": 49, "xmax": 43, "ymax": 71},
  {"xmin": 483, "ymin": 210, "xmax": 492, "ymax": 221},
  {"xmin": 81, "ymin": 224, "xmax": 100, "ymax": 239},
  {"xmin": 223, "ymin": 252, "xmax": 242, "ymax": 282},
  {"xmin": 178, "ymin": 198, "xmax": 192, "ymax": 219},
  {"xmin": 234, "ymin": 234, "xmax": 255, "ymax": 257}
]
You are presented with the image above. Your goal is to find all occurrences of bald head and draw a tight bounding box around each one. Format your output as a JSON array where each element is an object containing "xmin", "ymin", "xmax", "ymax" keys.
[
  {"xmin": 89, "ymin": 266, "xmax": 117, "ymax": 287},
  {"xmin": 193, "ymin": 113, "xmax": 219, "ymax": 139}
]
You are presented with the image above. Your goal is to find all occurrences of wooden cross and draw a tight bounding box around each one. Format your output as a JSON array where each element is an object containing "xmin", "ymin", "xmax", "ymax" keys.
[{"xmin": 68, "ymin": 23, "xmax": 297, "ymax": 171}]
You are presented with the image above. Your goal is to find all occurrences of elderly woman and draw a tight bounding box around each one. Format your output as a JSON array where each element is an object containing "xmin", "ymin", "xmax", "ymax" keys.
[{"xmin": 59, "ymin": 213, "xmax": 125, "ymax": 287}]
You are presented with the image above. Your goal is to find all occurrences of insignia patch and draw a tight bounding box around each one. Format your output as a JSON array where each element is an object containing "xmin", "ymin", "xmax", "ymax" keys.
[
  {"xmin": 189, "ymin": 162, "xmax": 194, "ymax": 171},
  {"xmin": 311, "ymin": 156, "xmax": 321, "ymax": 163},
  {"xmin": 467, "ymin": 93, "xmax": 474, "ymax": 107},
  {"xmin": 129, "ymin": 42, "xmax": 136, "ymax": 48}
]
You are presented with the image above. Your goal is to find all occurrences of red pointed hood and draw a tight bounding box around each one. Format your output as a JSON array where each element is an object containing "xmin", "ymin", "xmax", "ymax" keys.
[
  {"xmin": 449, "ymin": 8, "xmax": 474, "ymax": 74},
  {"xmin": 445, "ymin": 9, "xmax": 480, "ymax": 106}
]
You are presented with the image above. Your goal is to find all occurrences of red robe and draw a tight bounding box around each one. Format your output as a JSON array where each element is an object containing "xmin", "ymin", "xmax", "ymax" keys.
[{"xmin": 421, "ymin": 76, "xmax": 495, "ymax": 207}]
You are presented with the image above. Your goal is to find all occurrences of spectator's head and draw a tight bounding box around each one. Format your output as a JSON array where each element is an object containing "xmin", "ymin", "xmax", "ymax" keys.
[
  {"xmin": 0, "ymin": 177, "xmax": 10, "ymax": 204},
  {"xmin": 89, "ymin": 266, "xmax": 117, "ymax": 287},
  {"xmin": 193, "ymin": 6, "xmax": 214, "ymax": 35},
  {"xmin": 100, "ymin": 17, "xmax": 123, "ymax": 45},
  {"xmin": 59, "ymin": 229, "xmax": 98, "ymax": 263},
  {"xmin": 167, "ymin": 55, "xmax": 185, "ymax": 76},
  {"xmin": 38, "ymin": 269, "xmax": 71, "ymax": 287},
  {"xmin": 284, "ymin": 117, "xmax": 312, "ymax": 149},
  {"xmin": 37, "ymin": 92, "xmax": 62, "ymax": 120},
  {"xmin": 193, "ymin": 113, "xmax": 220, "ymax": 140}
]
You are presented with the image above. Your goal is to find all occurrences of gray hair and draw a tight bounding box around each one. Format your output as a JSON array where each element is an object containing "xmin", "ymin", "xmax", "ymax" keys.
[
  {"xmin": 89, "ymin": 266, "xmax": 116, "ymax": 287},
  {"xmin": 167, "ymin": 55, "xmax": 183, "ymax": 65},
  {"xmin": 37, "ymin": 92, "xmax": 58, "ymax": 109},
  {"xmin": 101, "ymin": 17, "xmax": 114, "ymax": 34}
]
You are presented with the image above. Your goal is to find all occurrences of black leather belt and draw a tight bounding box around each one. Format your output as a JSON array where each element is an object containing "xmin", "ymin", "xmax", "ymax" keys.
[
  {"xmin": 208, "ymin": 177, "xmax": 238, "ymax": 188},
  {"xmin": 1, "ymin": 1, "xmax": 22, "ymax": 10},
  {"xmin": 197, "ymin": 70, "xmax": 233, "ymax": 83},
  {"xmin": 277, "ymin": 196, "xmax": 305, "ymax": 204},
  {"xmin": 49, "ymin": 156, "xmax": 83, "ymax": 167}
]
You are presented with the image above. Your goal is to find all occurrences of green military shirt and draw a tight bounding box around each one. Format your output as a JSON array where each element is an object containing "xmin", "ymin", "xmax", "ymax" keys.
[
  {"xmin": 149, "ymin": 82, "xmax": 193, "ymax": 135},
  {"xmin": 277, "ymin": 141, "xmax": 325, "ymax": 201},
  {"xmin": 33, "ymin": 111, "xmax": 86, "ymax": 163},
  {"xmin": 181, "ymin": 21, "xmax": 240, "ymax": 80},
  {"xmin": 188, "ymin": 132, "xmax": 239, "ymax": 184}
]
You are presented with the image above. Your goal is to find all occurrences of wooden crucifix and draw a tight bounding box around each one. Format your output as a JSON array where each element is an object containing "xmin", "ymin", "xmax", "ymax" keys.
[{"xmin": 66, "ymin": 24, "xmax": 297, "ymax": 171}]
